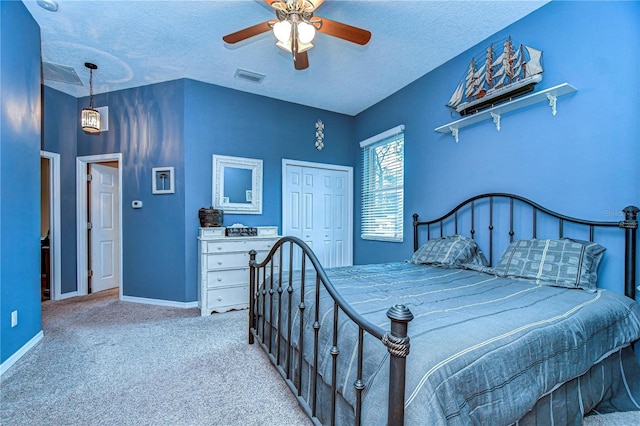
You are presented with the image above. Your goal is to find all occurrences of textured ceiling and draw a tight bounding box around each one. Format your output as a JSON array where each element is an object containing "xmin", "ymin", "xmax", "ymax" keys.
[{"xmin": 23, "ymin": 0, "xmax": 549, "ymax": 116}]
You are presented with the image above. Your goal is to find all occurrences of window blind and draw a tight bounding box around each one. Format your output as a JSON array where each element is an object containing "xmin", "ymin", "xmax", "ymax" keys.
[{"xmin": 360, "ymin": 126, "xmax": 404, "ymax": 242}]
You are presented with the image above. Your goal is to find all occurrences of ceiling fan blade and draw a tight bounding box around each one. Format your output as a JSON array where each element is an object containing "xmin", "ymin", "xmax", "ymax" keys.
[
  {"xmin": 222, "ymin": 21, "xmax": 272, "ymax": 44},
  {"xmin": 308, "ymin": 0, "xmax": 325, "ymax": 11},
  {"xmin": 317, "ymin": 17, "xmax": 371, "ymax": 45},
  {"xmin": 294, "ymin": 50, "xmax": 309, "ymax": 70}
]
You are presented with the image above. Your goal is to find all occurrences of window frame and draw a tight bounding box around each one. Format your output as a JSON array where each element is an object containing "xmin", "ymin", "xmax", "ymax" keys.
[{"xmin": 360, "ymin": 125, "xmax": 405, "ymax": 243}]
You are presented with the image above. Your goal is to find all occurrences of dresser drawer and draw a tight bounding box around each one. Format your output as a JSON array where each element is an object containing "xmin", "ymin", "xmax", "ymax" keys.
[
  {"xmin": 204, "ymin": 251, "xmax": 275, "ymax": 270},
  {"xmin": 208, "ymin": 285, "xmax": 249, "ymax": 311},
  {"xmin": 203, "ymin": 238, "xmax": 277, "ymax": 254},
  {"xmin": 205, "ymin": 268, "xmax": 248, "ymax": 288}
]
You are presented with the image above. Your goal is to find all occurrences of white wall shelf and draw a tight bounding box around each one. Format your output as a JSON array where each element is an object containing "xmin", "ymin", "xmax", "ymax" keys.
[{"xmin": 435, "ymin": 83, "xmax": 577, "ymax": 142}]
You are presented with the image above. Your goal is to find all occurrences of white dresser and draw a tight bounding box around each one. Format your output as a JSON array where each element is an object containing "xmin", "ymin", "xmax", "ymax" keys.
[{"xmin": 198, "ymin": 227, "xmax": 279, "ymax": 316}]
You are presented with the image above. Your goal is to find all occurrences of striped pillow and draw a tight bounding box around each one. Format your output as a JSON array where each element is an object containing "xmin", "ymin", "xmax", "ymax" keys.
[
  {"xmin": 411, "ymin": 235, "xmax": 488, "ymax": 268},
  {"xmin": 494, "ymin": 238, "xmax": 606, "ymax": 291}
]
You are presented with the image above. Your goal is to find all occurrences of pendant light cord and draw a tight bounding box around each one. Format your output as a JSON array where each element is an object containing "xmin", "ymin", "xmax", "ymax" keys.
[{"xmin": 89, "ymin": 68, "xmax": 94, "ymax": 109}]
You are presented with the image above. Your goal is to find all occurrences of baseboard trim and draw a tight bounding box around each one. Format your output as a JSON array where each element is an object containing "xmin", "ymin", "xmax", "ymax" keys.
[
  {"xmin": 57, "ymin": 291, "xmax": 79, "ymax": 300},
  {"xmin": 0, "ymin": 330, "xmax": 44, "ymax": 376},
  {"xmin": 121, "ymin": 295, "xmax": 198, "ymax": 309}
]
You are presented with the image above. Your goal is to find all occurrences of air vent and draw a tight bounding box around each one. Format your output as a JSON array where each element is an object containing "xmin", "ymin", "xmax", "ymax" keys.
[
  {"xmin": 234, "ymin": 68, "xmax": 265, "ymax": 84},
  {"xmin": 43, "ymin": 62, "xmax": 83, "ymax": 85}
]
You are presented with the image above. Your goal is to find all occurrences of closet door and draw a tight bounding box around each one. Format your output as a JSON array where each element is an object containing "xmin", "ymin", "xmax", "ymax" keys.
[{"xmin": 283, "ymin": 161, "xmax": 352, "ymax": 269}]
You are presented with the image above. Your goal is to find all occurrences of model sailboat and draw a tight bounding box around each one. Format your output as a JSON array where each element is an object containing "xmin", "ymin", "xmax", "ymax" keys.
[{"xmin": 447, "ymin": 37, "xmax": 543, "ymax": 116}]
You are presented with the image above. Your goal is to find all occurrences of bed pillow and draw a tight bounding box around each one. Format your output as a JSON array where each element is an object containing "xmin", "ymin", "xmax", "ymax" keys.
[
  {"xmin": 493, "ymin": 238, "xmax": 606, "ymax": 291},
  {"xmin": 411, "ymin": 235, "xmax": 488, "ymax": 267}
]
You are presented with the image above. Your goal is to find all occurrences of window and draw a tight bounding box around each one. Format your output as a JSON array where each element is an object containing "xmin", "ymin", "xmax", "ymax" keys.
[{"xmin": 360, "ymin": 125, "xmax": 404, "ymax": 242}]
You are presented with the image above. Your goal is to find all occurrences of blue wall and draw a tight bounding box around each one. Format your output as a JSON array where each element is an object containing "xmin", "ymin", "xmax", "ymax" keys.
[
  {"xmin": 183, "ymin": 79, "xmax": 355, "ymax": 301},
  {"xmin": 0, "ymin": 1, "xmax": 42, "ymax": 364},
  {"xmin": 76, "ymin": 80, "xmax": 187, "ymax": 301},
  {"xmin": 55, "ymin": 79, "xmax": 356, "ymax": 303},
  {"xmin": 5, "ymin": 0, "xmax": 637, "ymax": 366},
  {"xmin": 42, "ymin": 87, "xmax": 78, "ymax": 294},
  {"xmin": 353, "ymin": 1, "xmax": 639, "ymax": 296}
]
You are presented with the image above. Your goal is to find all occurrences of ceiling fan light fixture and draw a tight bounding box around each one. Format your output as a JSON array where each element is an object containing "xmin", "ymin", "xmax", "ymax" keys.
[
  {"xmin": 276, "ymin": 40, "xmax": 313, "ymax": 54},
  {"xmin": 273, "ymin": 20, "xmax": 292, "ymax": 43},
  {"xmin": 297, "ymin": 21, "xmax": 316, "ymax": 44},
  {"xmin": 222, "ymin": 0, "xmax": 370, "ymax": 70}
]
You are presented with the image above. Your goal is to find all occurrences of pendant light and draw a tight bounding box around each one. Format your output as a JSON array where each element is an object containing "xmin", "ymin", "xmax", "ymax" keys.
[{"xmin": 81, "ymin": 62, "xmax": 101, "ymax": 134}]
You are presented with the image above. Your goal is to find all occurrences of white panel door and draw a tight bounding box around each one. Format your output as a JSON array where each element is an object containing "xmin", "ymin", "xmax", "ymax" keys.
[
  {"xmin": 90, "ymin": 163, "xmax": 120, "ymax": 293},
  {"xmin": 283, "ymin": 161, "xmax": 352, "ymax": 269}
]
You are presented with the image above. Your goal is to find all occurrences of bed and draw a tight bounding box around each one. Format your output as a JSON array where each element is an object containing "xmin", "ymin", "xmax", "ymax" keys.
[{"xmin": 248, "ymin": 193, "xmax": 640, "ymax": 425}]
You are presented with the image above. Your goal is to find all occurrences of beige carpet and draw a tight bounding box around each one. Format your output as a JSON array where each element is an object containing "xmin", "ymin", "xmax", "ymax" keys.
[
  {"xmin": 1, "ymin": 289, "xmax": 638, "ymax": 425},
  {"xmin": 1, "ymin": 289, "xmax": 311, "ymax": 425}
]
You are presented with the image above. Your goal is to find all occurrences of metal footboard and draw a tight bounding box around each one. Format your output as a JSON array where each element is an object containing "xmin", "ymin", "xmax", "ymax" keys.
[{"xmin": 249, "ymin": 236, "xmax": 413, "ymax": 426}]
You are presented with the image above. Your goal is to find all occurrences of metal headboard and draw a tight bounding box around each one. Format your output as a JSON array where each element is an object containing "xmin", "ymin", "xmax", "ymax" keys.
[{"xmin": 412, "ymin": 193, "xmax": 638, "ymax": 300}]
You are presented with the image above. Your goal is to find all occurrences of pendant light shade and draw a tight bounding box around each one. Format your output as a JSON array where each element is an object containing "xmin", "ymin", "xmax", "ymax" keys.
[
  {"xmin": 81, "ymin": 62, "xmax": 101, "ymax": 134},
  {"xmin": 273, "ymin": 20, "xmax": 292, "ymax": 43},
  {"xmin": 81, "ymin": 108, "xmax": 101, "ymax": 134},
  {"xmin": 297, "ymin": 21, "xmax": 316, "ymax": 44}
]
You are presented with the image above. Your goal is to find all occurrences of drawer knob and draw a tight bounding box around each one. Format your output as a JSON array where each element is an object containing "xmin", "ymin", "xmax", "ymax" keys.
[
  {"xmin": 217, "ymin": 277, "xmax": 222, "ymax": 281},
  {"xmin": 217, "ymin": 260, "xmax": 223, "ymax": 265},
  {"xmin": 217, "ymin": 246, "xmax": 222, "ymax": 250},
  {"xmin": 217, "ymin": 296, "xmax": 222, "ymax": 301}
]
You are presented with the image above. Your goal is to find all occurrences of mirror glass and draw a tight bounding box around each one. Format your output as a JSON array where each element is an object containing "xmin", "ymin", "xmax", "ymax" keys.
[
  {"xmin": 223, "ymin": 167, "xmax": 252, "ymax": 203},
  {"xmin": 212, "ymin": 154, "xmax": 263, "ymax": 214}
]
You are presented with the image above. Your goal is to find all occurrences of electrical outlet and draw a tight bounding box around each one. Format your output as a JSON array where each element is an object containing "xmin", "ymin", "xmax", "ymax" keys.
[{"xmin": 11, "ymin": 310, "xmax": 18, "ymax": 327}]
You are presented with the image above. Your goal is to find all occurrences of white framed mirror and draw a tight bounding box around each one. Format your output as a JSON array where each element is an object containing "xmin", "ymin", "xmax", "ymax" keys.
[{"xmin": 212, "ymin": 154, "xmax": 263, "ymax": 214}]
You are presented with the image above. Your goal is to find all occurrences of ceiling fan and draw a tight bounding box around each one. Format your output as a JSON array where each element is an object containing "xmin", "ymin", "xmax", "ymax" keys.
[{"xmin": 222, "ymin": 0, "xmax": 371, "ymax": 70}]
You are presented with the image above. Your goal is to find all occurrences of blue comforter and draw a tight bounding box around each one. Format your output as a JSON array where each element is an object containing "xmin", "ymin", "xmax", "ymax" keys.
[{"xmin": 270, "ymin": 262, "xmax": 640, "ymax": 425}]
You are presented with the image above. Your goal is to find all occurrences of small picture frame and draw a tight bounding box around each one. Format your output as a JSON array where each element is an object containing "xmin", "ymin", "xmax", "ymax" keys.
[{"xmin": 152, "ymin": 167, "xmax": 175, "ymax": 194}]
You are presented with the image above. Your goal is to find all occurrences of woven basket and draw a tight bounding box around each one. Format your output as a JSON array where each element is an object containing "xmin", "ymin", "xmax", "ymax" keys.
[{"xmin": 198, "ymin": 207, "xmax": 223, "ymax": 227}]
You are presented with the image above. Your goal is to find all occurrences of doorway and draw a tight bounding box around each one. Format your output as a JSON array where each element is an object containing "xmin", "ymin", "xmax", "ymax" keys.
[
  {"xmin": 76, "ymin": 154, "xmax": 123, "ymax": 297},
  {"xmin": 282, "ymin": 159, "xmax": 353, "ymax": 268},
  {"xmin": 40, "ymin": 151, "xmax": 61, "ymax": 300}
]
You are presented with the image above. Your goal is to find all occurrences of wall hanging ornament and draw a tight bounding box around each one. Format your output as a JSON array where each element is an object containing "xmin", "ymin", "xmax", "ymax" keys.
[{"xmin": 315, "ymin": 119, "xmax": 324, "ymax": 150}]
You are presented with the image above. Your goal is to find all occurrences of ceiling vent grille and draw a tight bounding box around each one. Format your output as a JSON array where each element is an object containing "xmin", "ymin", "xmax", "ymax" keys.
[
  {"xmin": 234, "ymin": 68, "xmax": 265, "ymax": 84},
  {"xmin": 42, "ymin": 62, "xmax": 83, "ymax": 85}
]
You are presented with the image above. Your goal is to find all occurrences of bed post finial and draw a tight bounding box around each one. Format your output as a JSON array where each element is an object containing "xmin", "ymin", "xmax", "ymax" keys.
[
  {"xmin": 385, "ymin": 304, "xmax": 414, "ymax": 426},
  {"xmin": 620, "ymin": 206, "xmax": 638, "ymax": 301}
]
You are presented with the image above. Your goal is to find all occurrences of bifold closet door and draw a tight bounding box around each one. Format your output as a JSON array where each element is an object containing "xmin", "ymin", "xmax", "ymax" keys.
[{"xmin": 284, "ymin": 164, "xmax": 350, "ymax": 268}]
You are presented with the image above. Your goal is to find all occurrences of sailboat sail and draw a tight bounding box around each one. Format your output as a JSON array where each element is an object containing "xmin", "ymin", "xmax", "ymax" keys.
[
  {"xmin": 447, "ymin": 82, "xmax": 464, "ymax": 106},
  {"xmin": 491, "ymin": 52, "xmax": 504, "ymax": 68},
  {"xmin": 446, "ymin": 36, "xmax": 544, "ymax": 114},
  {"xmin": 524, "ymin": 46, "xmax": 543, "ymax": 76}
]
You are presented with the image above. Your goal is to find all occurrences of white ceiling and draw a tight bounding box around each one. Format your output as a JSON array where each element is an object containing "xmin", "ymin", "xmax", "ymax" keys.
[{"xmin": 23, "ymin": 0, "xmax": 549, "ymax": 116}]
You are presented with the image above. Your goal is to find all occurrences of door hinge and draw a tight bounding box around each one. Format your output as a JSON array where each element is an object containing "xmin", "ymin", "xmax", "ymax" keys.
[
  {"xmin": 88, "ymin": 270, "xmax": 93, "ymax": 277},
  {"xmin": 87, "ymin": 174, "xmax": 93, "ymax": 182},
  {"xmin": 87, "ymin": 222, "xmax": 93, "ymax": 230}
]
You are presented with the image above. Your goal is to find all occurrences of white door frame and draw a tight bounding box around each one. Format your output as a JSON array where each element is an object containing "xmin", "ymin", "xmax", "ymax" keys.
[
  {"xmin": 281, "ymin": 159, "xmax": 354, "ymax": 265},
  {"xmin": 41, "ymin": 151, "xmax": 62, "ymax": 300},
  {"xmin": 76, "ymin": 153, "xmax": 123, "ymax": 298}
]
